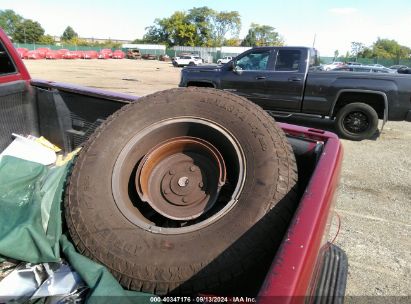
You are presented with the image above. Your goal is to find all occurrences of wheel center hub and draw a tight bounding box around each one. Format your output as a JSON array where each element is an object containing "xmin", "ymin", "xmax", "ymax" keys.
[
  {"xmin": 344, "ymin": 112, "xmax": 369, "ymax": 133},
  {"xmin": 136, "ymin": 137, "xmax": 226, "ymax": 220},
  {"xmin": 178, "ymin": 176, "xmax": 189, "ymax": 187},
  {"xmin": 161, "ymin": 157, "xmax": 207, "ymax": 207}
]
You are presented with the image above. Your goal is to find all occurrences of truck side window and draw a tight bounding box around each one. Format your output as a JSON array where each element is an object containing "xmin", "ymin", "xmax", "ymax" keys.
[
  {"xmin": 236, "ymin": 51, "xmax": 270, "ymax": 71},
  {"xmin": 0, "ymin": 42, "xmax": 16, "ymax": 75},
  {"xmin": 275, "ymin": 50, "xmax": 301, "ymax": 71}
]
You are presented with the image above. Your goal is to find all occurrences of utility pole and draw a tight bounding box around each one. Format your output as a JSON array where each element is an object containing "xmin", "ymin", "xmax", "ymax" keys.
[{"xmin": 312, "ymin": 33, "xmax": 316, "ymax": 48}]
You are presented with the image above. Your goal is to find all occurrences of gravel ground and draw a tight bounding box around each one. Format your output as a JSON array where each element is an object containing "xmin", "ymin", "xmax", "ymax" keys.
[
  {"xmin": 24, "ymin": 59, "xmax": 411, "ymax": 298},
  {"xmin": 25, "ymin": 58, "xmax": 180, "ymax": 96},
  {"xmin": 337, "ymin": 122, "xmax": 411, "ymax": 297}
]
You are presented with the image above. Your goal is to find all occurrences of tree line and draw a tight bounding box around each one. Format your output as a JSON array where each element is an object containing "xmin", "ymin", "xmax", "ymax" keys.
[
  {"xmin": 350, "ymin": 39, "xmax": 410, "ymax": 61},
  {"xmin": 333, "ymin": 39, "xmax": 411, "ymax": 61},
  {"xmin": 0, "ymin": 7, "xmax": 284, "ymax": 48},
  {"xmin": 133, "ymin": 6, "xmax": 284, "ymax": 47}
]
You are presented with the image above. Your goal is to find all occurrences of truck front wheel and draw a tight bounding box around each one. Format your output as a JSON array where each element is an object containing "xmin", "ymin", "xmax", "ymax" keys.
[
  {"xmin": 65, "ymin": 88, "xmax": 298, "ymax": 295},
  {"xmin": 335, "ymin": 102, "xmax": 378, "ymax": 140}
]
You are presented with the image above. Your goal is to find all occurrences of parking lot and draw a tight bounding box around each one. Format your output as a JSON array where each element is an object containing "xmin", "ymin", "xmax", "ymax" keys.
[{"xmin": 25, "ymin": 59, "xmax": 411, "ymax": 298}]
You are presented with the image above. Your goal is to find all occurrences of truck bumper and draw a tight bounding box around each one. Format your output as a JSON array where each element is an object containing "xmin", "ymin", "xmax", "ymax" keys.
[
  {"xmin": 406, "ymin": 110, "xmax": 411, "ymax": 122},
  {"xmin": 311, "ymin": 243, "xmax": 348, "ymax": 304}
]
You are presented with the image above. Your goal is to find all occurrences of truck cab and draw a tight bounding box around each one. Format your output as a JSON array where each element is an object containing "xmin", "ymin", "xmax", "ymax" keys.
[{"xmin": 219, "ymin": 47, "xmax": 318, "ymax": 112}]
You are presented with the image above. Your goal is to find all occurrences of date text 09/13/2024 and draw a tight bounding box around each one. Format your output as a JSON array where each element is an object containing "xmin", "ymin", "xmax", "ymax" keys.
[{"xmin": 150, "ymin": 296, "xmax": 257, "ymax": 303}]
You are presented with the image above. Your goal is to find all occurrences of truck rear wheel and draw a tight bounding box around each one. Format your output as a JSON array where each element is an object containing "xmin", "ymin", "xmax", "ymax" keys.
[
  {"xmin": 65, "ymin": 88, "xmax": 298, "ymax": 295},
  {"xmin": 335, "ymin": 102, "xmax": 379, "ymax": 140}
]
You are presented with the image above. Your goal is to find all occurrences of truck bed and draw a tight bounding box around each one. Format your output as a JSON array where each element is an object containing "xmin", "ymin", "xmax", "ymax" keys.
[
  {"xmin": 0, "ymin": 77, "xmax": 345, "ymax": 302},
  {"xmin": 0, "ymin": 28, "xmax": 346, "ymax": 301}
]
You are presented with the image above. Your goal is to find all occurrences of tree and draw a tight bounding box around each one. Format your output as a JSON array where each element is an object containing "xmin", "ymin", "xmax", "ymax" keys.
[
  {"xmin": 186, "ymin": 7, "xmax": 214, "ymax": 46},
  {"xmin": 224, "ymin": 38, "xmax": 241, "ymax": 46},
  {"xmin": 0, "ymin": 9, "xmax": 23, "ymax": 37},
  {"xmin": 212, "ymin": 11, "xmax": 241, "ymax": 46},
  {"xmin": 13, "ymin": 19, "xmax": 44, "ymax": 43},
  {"xmin": 144, "ymin": 11, "xmax": 197, "ymax": 46},
  {"xmin": 372, "ymin": 38, "xmax": 410, "ymax": 61},
  {"xmin": 357, "ymin": 47, "xmax": 374, "ymax": 58},
  {"xmin": 144, "ymin": 21, "xmax": 168, "ymax": 44},
  {"xmin": 61, "ymin": 26, "xmax": 78, "ymax": 41},
  {"xmin": 64, "ymin": 37, "xmax": 88, "ymax": 46},
  {"xmin": 334, "ymin": 50, "xmax": 339, "ymax": 60},
  {"xmin": 351, "ymin": 38, "xmax": 411, "ymax": 62},
  {"xmin": 141, "ymin": 7, "xmax": 241, "ymax": 47},
  {"xmin": 241, "ymin": 23, "xmax": 283, "ymax": 47},
  {"xmin": 240, "ymin": 28, "xmax": 256, "ymax": 46},
  {"xmin": 351, "ymin": 41, "xmax": 365, "ymax": 59},
  {"xmin": 38, "ymin": 34, "xmax": 55, "ymax": 45}
]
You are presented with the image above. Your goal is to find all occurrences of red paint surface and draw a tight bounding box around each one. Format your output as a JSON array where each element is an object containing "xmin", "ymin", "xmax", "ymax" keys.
[
  {"xmin": 45, "ymin": 50, "xmax": 63, "ymax": 59},
  {"xmin": 112, "ymin": 50, "xmax": 125, "ymax": 59},
  {"xmin": 62, "ymin": 51, "xmax": 79, "ymax": 59},
  {"xmin": 0, "ymin": 29, "xmax": 31, "ymax": 84},
  {"xmin": 81, "ymin": 50, "xmax": 98, "ymax": 59},
  {"xmin": 258, "ymin": 123, "xmax": 343, "ymax": 304}
]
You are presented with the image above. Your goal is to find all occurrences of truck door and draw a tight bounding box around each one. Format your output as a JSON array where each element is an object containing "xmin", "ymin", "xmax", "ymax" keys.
[
  {"xmin": 0, "ymin": 33, "xmax": 37, "ymax": 152},
  {"xmin": 219, "ymin": 49, "xmax": 274, "ymax": 105},
  {"xmin": 263, "ymin": 49, "xmax": 306, "ymax": 111}
]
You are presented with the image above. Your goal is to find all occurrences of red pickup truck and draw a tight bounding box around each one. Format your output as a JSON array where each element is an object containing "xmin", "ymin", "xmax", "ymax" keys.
[{"xmin": 0, "ymin": 29, "xmax": 346, "ymax": 303}]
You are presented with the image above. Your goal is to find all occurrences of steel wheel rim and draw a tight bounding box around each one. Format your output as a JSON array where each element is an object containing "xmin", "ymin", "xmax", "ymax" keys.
[
  {"xmin": 343, "ymin": 111, "xmax": 370, "ymax": 134},
  {"xmin": 111, "ymin": 117, "xmax": 246, "ymax": 234},
  {"xmin": 136, "ymin": 136, "xmax": 226, "ymax": 221}
]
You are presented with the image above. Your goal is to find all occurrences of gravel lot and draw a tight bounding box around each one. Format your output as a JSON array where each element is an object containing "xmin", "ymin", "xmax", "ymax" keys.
[{"xmin": 25, "ymin": 59, "xmax": 411, "ymax": 298}]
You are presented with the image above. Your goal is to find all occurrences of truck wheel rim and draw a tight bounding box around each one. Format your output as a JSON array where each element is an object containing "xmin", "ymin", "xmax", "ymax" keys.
[
  {"xmin": 343, "ymin": 111, "xmax": 369, "ymax": 133},
  {"xmin": 111, "ymin": 117, "xmax": 246, "ymax": 234},
  {"xmin": 135, "ymin": 136, "xmax": 226, "ymax": 221}
]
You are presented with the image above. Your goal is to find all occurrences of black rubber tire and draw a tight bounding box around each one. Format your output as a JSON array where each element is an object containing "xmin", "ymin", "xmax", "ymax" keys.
[
  {"xmin": 65, "ymin": 88, "xmax": 298, "ymax": 295},
  {"xmin": 335, "ymin": 102, "xmax": 379, "ymax": 140},
  {"xmin": 188, "ymin": 61, "xmax": 195, "ymax": 66}
]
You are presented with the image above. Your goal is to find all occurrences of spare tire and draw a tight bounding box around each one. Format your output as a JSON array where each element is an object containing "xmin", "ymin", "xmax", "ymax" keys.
[{"xmin": 65, "ymin": 88, "xmax": 298, "ymax": 295}]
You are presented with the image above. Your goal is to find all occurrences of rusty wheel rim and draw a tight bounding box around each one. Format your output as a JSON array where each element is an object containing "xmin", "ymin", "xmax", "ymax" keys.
[
  {"xmin": 111, "ymin": 117, "xmax": 246, "ymax": 234},
  {"xmin": 136, "ymin": 137, "xmax": 226, "ymax": 220}
]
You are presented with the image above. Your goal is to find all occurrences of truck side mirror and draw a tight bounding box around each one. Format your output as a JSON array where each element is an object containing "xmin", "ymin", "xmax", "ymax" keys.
[{"xmin": 232, "ymin": 63, "xmax": 243, "ymax": 75}]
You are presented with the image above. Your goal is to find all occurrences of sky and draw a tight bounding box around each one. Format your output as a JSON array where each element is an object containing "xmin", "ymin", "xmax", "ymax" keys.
[{"xmin": 1, "ymin": 0, "xmax": 411, "ymax": 56}]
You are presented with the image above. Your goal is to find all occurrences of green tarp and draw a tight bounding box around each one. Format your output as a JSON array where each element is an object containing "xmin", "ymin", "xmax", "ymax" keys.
[{"xmin": 0, "ymin": 156, "xmax": 151, "ymax": 303}]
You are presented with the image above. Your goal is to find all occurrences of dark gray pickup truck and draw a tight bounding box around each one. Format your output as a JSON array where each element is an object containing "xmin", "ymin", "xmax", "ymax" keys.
[{"xmin": 179, "ymin": 47, "xmax": 411, "ymax": 140}]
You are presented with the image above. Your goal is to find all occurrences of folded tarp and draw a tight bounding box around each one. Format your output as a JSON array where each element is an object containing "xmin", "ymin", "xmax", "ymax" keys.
[{"xmin": 0, "ymin": 156, "xmax": 151, "ymax": 303}]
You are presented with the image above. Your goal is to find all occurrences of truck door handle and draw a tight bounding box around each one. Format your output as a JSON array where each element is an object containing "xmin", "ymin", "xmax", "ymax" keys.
[
  {"xmin": 288, "ymin": 77, "xmax": 302, "ymax": 82},
  {"xmin": 255, "ymin": 76, "xmax": 266, "ymax": 80}
]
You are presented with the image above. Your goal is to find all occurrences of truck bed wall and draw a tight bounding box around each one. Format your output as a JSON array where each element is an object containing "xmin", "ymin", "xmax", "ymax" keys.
[
  {"xmin": 35, "ymin": 87, "xmax": 126, "ymax": 152},
  {"xmin": 0, "ymin": 80, "xmax": 38, "ymax": 152}
]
